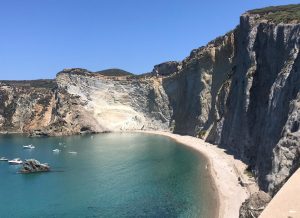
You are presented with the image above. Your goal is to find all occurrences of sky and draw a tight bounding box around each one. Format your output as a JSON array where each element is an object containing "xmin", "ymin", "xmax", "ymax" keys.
[{"xmin": 0, "ymin": 0, "xmax": 299, "ymax": 80}]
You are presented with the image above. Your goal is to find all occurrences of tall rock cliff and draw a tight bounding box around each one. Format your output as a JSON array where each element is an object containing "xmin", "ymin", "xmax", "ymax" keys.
[
  {"xmin": 216, "ymin": 6, "xmax": 300, "ymax": 194},
  {"xmin": 0, "ymin": 4, "xmax": 299, "ymax": 196}
]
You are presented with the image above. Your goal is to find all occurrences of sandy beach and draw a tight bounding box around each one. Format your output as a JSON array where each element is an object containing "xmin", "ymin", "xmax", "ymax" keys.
[{"xmin": 137, "ymin": 130, "xmax": 258, "ymax": 218}]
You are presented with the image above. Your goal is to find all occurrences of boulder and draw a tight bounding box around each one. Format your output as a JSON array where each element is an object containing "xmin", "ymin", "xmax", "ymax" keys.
[
  {"xmin": 19, "ymin": 159, "xmax": 50, "ymax": 174},
  {"xmin": 239, "ymin": 191, "xmax": 271, "ymax": 218}
]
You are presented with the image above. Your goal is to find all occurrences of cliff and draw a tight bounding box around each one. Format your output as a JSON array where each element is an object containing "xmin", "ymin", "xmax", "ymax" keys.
[
  {"xmin": 0, "ymin": 69, "xmax": 172, "ymax": 136},
  {"xmin": 0, "ymin": 3, "xmax": 300, "ymax": 205}
]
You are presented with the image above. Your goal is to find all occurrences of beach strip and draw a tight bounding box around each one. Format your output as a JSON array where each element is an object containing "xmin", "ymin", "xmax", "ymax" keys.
[{"xmin": 137, "ymin": 130, "xmax": 254, "ymax": 218}]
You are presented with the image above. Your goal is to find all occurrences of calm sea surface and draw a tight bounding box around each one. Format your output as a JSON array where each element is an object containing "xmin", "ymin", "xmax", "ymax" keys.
[{"xmin": 0, "ymin": 133, "xmax": 217, "ymax": 218}]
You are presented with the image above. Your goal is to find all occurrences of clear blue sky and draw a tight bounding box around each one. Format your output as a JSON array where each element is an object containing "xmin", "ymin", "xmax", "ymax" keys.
[{"xmin": 0, "ymin": 0, "xmax": 299, "ymax": 80}]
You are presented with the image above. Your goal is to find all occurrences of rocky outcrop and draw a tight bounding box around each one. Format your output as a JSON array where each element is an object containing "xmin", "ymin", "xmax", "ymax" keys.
[
  {"xmin": 0, "ymin": 80, "xmax": 56, "ymax": 134},
  {"xmin": 19, "ymin": 159, "xmax": 50, "ymax": 174},
  {"xmin": 239, "ymin": 191, "xmax": 271, "ymax": 218},
  {"xmin": 152, "ymin": 61, "xmax": 181, "ymax": 76},
  {"xmin": 162, "ymin": 32, "xmax": 235, "ymax": 136},
  {"xmin": 0, "ymin": 4, "xmax": 300, "ymax": 199}
]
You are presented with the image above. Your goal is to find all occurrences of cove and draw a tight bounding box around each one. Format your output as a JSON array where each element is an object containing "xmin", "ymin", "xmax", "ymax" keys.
[{"xmin": 0, "ymin": 133, "xmax": 218, "ymax": 217}]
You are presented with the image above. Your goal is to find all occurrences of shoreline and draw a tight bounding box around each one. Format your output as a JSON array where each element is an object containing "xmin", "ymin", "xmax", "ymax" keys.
[
  {"xmin": 0, "ymin": 130, "xmax": 258, "ymax": 217},
  {"xmin": 136, "ymin": 130, "xmax": 258, "ymax": 218}
]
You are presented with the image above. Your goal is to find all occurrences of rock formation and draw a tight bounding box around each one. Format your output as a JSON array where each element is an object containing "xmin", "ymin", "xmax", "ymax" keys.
[
  {"xmin": 19, "ymin": 159, "xmax": 50, "ymax": 174},
  {"xmin": 0, "ymin": 3, "xmax": 300, "ymax": 205},
  {"xmin": 239, "ymin": 191, "xmax": 271, "ymax": 218}
]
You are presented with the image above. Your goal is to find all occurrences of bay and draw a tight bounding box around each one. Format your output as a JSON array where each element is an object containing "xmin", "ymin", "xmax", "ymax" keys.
[{"xmin": 0, "ymin": 133, "xmax": 217, "ymax": 218}]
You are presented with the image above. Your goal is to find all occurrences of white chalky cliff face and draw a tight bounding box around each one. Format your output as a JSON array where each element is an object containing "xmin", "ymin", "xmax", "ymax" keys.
[{"xmin": 56, "ymin": 70, "xmax": 172, "ymax": 132}]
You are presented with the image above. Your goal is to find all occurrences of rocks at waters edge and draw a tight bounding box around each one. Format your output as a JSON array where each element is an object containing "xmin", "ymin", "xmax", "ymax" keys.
[
  {"xmin": 239, "ymin": 191, "xmax": 271, "ymax": 218},
  {"xmin": 19, "ymin": 159, "xmax": 50, "ymax": 174}
]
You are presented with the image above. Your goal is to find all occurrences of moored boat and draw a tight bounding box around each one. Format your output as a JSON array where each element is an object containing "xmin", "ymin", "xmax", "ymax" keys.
[
  {"xmin": 23, "ymin": 144, "xmax": 35, "ymax": 149},
  {"xmin": 0, "ymin": 157, "xmax": 8, "ymax": 161},
  {"xmin": 53, "ymin": 149, "xmax": 60, "ymax": 153},
  {"xmin": 8, "ymin": 158, "xmax": 23, "ymax": 165}
]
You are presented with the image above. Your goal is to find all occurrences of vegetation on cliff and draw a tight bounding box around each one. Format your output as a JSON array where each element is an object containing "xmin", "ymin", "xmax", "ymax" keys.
[
  {"xmin": 0, "ymin": 79, "xmax": 56, "ymax": 89},
  {"xmin": 248, "ymin": 4, "xmax": 300, "ymax": 24},
  {"xmin": 95, "ymin": 68, "xmax": 133, "ymax": 76}
]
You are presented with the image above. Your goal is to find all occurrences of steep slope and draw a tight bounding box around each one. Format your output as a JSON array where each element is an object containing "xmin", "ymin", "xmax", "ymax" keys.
[
  {"xmin": 216, "ymin": 7, "xmax": 300, "ymax": 194},
  {"xmin": 0, "ymin": 80, "xmax": 56, "ymax": 134},
  {"xmin": 162, "ymin": 32, "xmax": 235, "ymax": 136},
  {"xmin": 56, "ymin": 68, "xmax": 172, "ymax": 132},
  {"xmin": 0, "ymin": 4, "xmax": 299, "ymax": 199},
  {"xmin": 0, "ymin": 68, "xmax": 172, "ymax": 135}
]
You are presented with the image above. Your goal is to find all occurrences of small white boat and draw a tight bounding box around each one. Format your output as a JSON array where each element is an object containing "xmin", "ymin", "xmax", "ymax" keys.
[
  {"xmin": 8, "ymin": 158, "xmax": 23, "ymax": 165},
  {"xmin": 53, "ymin": 149, "xmax": 60, "ymax": 153},
  {"xmin": 0, "ymin": 157, "xmax": 8, "ymax": 161},
  {"xmin": 68, "ymin": 151, "xmax": 77, "ymax": 155},
  {"xmin": 23, "ymin": 144, "xmax": 35, "ymax": 149}
]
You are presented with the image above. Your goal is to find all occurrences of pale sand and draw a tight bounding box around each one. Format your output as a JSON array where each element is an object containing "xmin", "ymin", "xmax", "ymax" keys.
[
  {"xmin": 136, "ymin": 130, "xmax": 258, "ymax": 218},
  {"xmin": 259, "ymin": 168, "xmax": 300, "ymax": 218}
]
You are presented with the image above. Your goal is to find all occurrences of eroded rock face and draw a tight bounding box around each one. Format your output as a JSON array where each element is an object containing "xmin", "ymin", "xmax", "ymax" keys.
[
  {"xmin": 0, "ymin": 5, "xmax": 300, "ymax": 196},
  {"xmin": 162, "ymin": 32, "xmax": 235, "ymax": 136},
  {"xmin": 56, "ymin": 69, "xmax": 172, "ymax": 132},
  {"xmin": 19, "ymin": 159, "xmax": 50, "ymax": 174},
  {"xmin": 270, "ymin": 93, "xmax": 300, "ymax": 193},
  {"xmin": 152, "ymin": 61, "xmax": 181, "ymax": 76},
  {"xmin": 0, "ymin": 81, "xmax": 56, "ymax": 134},
  {"xmin": 216, "ymin": 14, "xmax": 300, "ymax": 194},
  {"xmin": 239, "ymin": 191, "xmax": 271, "ymax": 218}
]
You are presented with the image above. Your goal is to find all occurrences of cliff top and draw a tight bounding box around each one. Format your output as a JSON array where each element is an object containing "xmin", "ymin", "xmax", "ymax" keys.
[
  {"xmin": 58, "ymin": 68, "xmax": 135, "ymax": 77},
  {"xmin": 247, "ymin": 4, "xmax": 300, "ymax": 24},
  {"xmin": 95, "ymin": 68, "xmax": 133, "ymax": 76},
  {"xmin": 57, "ymin": 68, "xmax": 158, "ymax": 80},
  {"xmin": 0, "ymin": 79, "xmax": 56, "ymax": 89}
]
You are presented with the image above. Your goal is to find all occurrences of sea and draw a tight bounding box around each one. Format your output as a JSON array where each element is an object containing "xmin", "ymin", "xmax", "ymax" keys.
[{"xmin": 0, "ymin": 133, "xmax": 217, "ymax": 218}]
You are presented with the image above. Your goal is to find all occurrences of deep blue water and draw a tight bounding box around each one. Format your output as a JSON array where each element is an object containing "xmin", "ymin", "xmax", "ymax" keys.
[{"xmin": 0, "ymin": 133, "xmax": 217, "ymax": 218}]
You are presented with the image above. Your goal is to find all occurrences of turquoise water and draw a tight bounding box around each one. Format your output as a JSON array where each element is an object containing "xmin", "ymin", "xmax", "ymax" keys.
[{"xmin": 0, "ymin": 133, "xmax": 217, "ymax": 218}]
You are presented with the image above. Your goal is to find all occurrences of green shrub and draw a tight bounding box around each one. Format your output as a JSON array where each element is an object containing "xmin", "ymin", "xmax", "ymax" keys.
[
  {"xmin": 198, "ymin": 130, "xmax": 207, "ymax": 139},
  {"xmin": 244, "ymin": 166, "xmax": 255, "ymax": 178},
  {"xmin": 248, "ymin": 4, "xmax": 300, "ymax": 24}
]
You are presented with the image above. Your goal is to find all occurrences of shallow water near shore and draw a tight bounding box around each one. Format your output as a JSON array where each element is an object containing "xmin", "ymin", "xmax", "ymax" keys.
[{"xmin": 0, "ymin": 133, "xmax": 217, "ymax": 217}]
